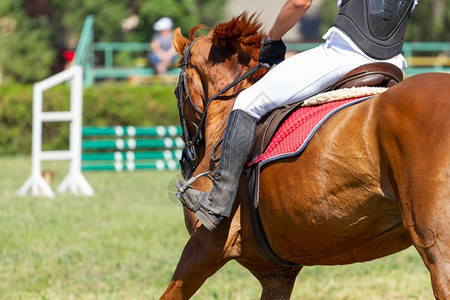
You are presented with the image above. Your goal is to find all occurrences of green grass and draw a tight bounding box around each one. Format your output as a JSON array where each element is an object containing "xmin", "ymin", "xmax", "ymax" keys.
[{"xmin": 0, "ymin": 156, "xmax": 434, "ymax": 299}]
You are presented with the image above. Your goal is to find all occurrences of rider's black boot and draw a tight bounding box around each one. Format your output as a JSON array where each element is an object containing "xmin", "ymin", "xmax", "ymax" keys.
[{"xmin": 177, "ymin": 109, "xmax": 257, "ymax": 231}]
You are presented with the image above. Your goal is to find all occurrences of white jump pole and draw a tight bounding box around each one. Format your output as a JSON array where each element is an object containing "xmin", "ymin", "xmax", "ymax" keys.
[{"xmin": 17, "ymin": 66, "xmax": 94, "ymax": 197}]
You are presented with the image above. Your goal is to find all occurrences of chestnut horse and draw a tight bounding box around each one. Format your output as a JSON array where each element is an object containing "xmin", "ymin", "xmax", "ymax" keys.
[{"xmin": 161, "ymin": 14, "xmax": 450, "ymax": 299}]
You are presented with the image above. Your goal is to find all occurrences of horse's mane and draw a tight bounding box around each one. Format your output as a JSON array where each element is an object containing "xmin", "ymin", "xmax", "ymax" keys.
[
  {"xmin": 211, "ymin": 13, "xmax": 263, "ymax": 59},
  {"xmin": 184, "ymin": 12, "xmax": 264, "ymax": 61}
]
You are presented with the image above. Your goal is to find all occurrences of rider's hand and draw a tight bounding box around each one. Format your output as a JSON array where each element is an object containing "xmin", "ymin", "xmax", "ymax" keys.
[{"xmin": 259, "ymin": 36, "xmax": 287, "ymax": 66}]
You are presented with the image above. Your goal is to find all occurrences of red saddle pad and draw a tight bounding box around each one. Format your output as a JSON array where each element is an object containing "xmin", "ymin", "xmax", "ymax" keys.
[{"xmin": 254, "ymin": 96, "xmax": 372, "ymax": 167}]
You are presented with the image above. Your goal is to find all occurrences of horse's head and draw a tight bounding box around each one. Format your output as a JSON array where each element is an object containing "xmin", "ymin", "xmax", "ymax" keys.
[{"xmin": 174, "ymin": 13, "xmax": 265, "ymax": 180}]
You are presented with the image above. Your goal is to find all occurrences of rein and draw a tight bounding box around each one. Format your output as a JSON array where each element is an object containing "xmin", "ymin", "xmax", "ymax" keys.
[{"xmin": 176, "ymin": 39, "xmax": 269, "ymax": 176}]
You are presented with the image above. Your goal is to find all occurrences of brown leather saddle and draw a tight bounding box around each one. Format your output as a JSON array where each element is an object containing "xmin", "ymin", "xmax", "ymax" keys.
[
  {"xmin": 246, "ymin": 62, "xmax": 403, "ymax": 268},
  {"xmin": 249, "ymin": 62, "xmax": 403, "ymax": 163}
]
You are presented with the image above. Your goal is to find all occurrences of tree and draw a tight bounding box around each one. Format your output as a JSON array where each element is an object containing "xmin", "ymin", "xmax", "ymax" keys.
[
  {"xmin": 0, "ymin": 0, "xmax": 130, "ymax": 83},
  {"xmin": 0, "ymin": 0, "xmax": 56, "ymax": 82},
  {"xmin": 0, "ymin": 0, "xmax": 228, "ymax": 84},
  {"xmin": 406, "ymin": 0, "xmax": 450, "ymax": 41}
]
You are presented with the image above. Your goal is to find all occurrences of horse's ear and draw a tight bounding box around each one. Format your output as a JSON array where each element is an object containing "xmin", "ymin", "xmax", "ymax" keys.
[{"xmin": 174, "ymin": 28, "xmax": 190, "ymax": 55}]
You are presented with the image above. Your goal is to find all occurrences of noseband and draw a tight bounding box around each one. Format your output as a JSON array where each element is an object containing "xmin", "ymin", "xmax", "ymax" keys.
[{"xmin": 175, "ymin": 40, "xmax": 268, "ymax": 178}]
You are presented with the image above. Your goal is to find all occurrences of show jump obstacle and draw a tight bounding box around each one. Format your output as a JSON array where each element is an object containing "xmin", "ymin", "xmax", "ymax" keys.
[
  {"xmin": 81, "ymin": 125, "xmax": 183, "ymax": 171},
  {"xmin": 18, "ymin": 66, "xmax": 94, "ymax": 198}
]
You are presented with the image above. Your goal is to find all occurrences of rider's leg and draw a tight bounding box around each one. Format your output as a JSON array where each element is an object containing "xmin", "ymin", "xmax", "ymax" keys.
[
  {"xmin": 200, "ymin": 110, "xmax": 256, "ymax": 216},
  {"xmin": 234, "ymin": 31, "xmax": 407, "ymax": 117},
  {"xmin": 234, "ymin": 44, "xmax": 364, "ymax": 117},
  {"xmin": 178, "ymin": 109, "xmax": 256, "ymax": 231}
]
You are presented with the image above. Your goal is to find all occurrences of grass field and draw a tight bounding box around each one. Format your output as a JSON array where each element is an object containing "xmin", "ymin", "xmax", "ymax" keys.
[{"xmin": 0, "ymin": 156, "xmax": 434, "ymax": 299}]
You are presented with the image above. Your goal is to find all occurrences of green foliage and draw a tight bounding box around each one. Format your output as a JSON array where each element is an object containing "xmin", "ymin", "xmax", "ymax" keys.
[
  {"xmin": 0, "ymin": 85, "xmax": 33, "ymax": 154},
  {"xmin": 0, "ymin": 83, "xmax": 178, "ymax": 155},
  {"xmin": 406, "ymin": 0, "xmax": 450, "ymax": 42},
  {"xmin": 0, "ymin": 9, "xmax": 56, "ymax": 82},
  {"xmin": 54, "ymin": 0, "xmax": 129, "ymax": 42},
  {"xmin": 319, "ymin": 1, "xmax": 338, "ymax": 36},
  {"xmin": 0, "ymin": 0, "xmax": 228, "ymax": 83},
  {"xmin": 83, "ymin": 83, "xmax": 179, "ymax": 127}
]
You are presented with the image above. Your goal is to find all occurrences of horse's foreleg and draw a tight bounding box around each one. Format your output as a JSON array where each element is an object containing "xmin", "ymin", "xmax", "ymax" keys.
[
  {"xmin": 391, "ymin": 160, "xmax": 450, "ymax": 299},
  {"xmin": 403, "ymin": 203, "xmax": 450, "ymax": 299},
  {"xmin": 160, "ymin": 228, "xmax": 229, "ymax": 299},
  {"xmin": 395, "ymin": 154, "xmax": 450, "ymax": 299},
  {"xmin": 393, "ymin": 159, "xmax": 450, "ymax": 299},
  {"xmin": 251, "ymin": 268, "xmax": 302, "ymax": 300},
  {"xmin": 403, "ymin": 198, "xmax": 450, "ymax": 300}
]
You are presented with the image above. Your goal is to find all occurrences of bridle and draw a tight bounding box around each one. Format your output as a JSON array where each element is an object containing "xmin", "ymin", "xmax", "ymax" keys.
[{"xmin": 175, "ymin": 39, "xmax": 269, "ymax": 178}]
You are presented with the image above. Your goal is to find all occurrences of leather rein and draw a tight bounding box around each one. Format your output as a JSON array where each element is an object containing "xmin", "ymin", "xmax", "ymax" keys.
[{"xmin": 175, "ymin": 39, "xmax": 269, "ymax": 177}]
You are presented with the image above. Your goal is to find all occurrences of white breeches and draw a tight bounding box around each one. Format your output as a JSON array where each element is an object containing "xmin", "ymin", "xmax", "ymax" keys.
[{"xmin": 233, "ymin": 34, "xmax": 406, "ymax": 120}]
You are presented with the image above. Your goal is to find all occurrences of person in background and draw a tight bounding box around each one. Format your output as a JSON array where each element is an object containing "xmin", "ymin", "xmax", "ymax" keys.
[{"xmin": 147, "ymin": 17, "xmax": 178, "ymax": 75}]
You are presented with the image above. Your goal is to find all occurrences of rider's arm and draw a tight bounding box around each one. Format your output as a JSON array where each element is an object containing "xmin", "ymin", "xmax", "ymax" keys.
[{"xmin": 267, "ymin": 0, "xmax": 313, "ymax": 41}]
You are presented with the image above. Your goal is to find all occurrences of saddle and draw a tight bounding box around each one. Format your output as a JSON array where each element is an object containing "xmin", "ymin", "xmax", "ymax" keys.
[{"xmin": 246, "ymin": 62, "xmax": 403, "ymax": 268}]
